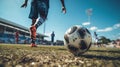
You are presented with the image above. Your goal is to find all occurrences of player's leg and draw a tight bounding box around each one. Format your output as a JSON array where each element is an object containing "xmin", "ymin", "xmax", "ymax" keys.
[
  {"xmin": 35, "ymin": 1, "xmax": 49, "ymax": 29},
  {"xmin": 32, "ymin": 19, "xmax": 36, "ymax": 26},
  {"xmin": 29, "ymin": 2, "xmax": 38, "ymax": 47},
  {"xmin": 30, "ymin": 21, "xmax": 37, "ymax": 47}
]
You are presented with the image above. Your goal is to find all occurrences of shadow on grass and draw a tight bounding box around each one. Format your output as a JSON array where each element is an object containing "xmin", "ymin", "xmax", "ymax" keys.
[
  {"xmin": 79, "ymin": 54, "xmax": 120, "ymax": 60},
  {"xmin": 89, "ymin": 50, "xmax": 120, "ymax": 54},
  {"xmin": 58, "ymin": 48, "xmax": 67, "ymax": 51}
]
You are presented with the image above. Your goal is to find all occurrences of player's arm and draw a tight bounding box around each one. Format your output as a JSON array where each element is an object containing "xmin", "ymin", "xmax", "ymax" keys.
[
  {"xmin": 21, "ymin": 0, "xmax": 28, "ymax": 8},
  {"xmin": 60, "ymin": 0, "xmax": 66, "ymax": 14}
]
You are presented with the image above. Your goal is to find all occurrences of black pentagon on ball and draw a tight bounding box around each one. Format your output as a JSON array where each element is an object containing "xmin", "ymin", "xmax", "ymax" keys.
[
  {"xmin": 64, "ymin": 34, "xmax": 69, "ymax": 44},
  {"xmin": 79, "ymin": 40, "xmax": 87, "ymax": 50},
  {"xmin": 67, "ymin": 44, "xmax": 79, "ymax": 51},
  {"xmin": 68, "ymin": 26, "xmax": 77, "ymax": 35},
  {"xmin": 86, "ymin": 42, "xmax": 92, "ymax": 51},
  {"xmin": 77, "ymin": 28, "xmax": 86, "ymax": 39},
  {"xmin": 81, "ymin": 42, "xmax": 92, "ymax": 53}
]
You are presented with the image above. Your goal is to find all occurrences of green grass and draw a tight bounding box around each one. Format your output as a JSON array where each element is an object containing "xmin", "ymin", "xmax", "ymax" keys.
[{"xmin": 0, "ymin": 44, "xmax": 120, "ymax": 67}]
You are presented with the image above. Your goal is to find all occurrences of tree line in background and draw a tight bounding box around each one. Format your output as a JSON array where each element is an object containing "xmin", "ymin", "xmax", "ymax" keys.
[{"xmin": 97, "ymin": 36, "xmax": 119, "ymax": 45}]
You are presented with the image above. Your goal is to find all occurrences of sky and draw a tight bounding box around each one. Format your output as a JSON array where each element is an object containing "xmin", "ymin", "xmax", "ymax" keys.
[{"xmin": 0, "ymin": 0, "xmax": 120, "ymax": 41}]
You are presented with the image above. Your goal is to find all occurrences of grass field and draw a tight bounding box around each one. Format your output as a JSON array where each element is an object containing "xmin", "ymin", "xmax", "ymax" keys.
[{"xmin": 0, "ymin": 44, "xmax": 120, "ymax": 67}]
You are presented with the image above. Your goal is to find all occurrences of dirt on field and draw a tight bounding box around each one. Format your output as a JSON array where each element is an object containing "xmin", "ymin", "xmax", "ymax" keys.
[{"xmin": 0, "ymin": 44, "xmax": 120, "ymax": 67}]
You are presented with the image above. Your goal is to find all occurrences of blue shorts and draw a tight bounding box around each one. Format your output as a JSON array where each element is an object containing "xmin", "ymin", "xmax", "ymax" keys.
[{"xmin": 29, "ymin": 1, "xmax": 49, "ymax": 19}]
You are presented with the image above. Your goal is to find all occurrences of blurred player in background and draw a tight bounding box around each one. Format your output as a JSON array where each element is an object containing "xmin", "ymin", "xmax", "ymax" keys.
[
  {"xmin": 21, "ymin": 0, "xmax": 66, "ymax": 47},
  {"xmin": 15, "ymin": 30, "xmax": 19, "ymax": 44},
  {"xmin": 51, "ymin": 31, "xmax": 55, "ymax": 45}
]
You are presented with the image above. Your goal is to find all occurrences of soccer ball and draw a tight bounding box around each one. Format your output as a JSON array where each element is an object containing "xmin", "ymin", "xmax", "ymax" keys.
[{"xmin": 64, "ymin": 25, "xmax": 92, "ymax": 56}]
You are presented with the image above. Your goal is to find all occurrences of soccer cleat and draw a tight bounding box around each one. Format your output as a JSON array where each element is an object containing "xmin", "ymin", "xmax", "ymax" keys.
[
  {"xmin": 30, "ymin": 25, "xmax": 36, "ymax": 39},
  {"xmin": 31, "ymin": 43, "xmax": 37, "ymax": 47}
]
